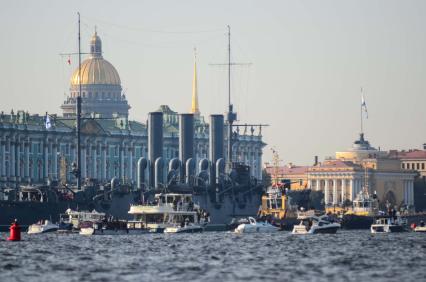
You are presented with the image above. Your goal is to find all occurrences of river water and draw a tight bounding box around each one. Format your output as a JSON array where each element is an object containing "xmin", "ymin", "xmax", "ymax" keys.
[{"xmin": 0, "ymin": 230, "xmax": 425, "ymax": 282}]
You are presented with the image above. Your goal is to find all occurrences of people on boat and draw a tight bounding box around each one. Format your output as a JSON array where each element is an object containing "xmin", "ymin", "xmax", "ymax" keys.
[{"xmin": 420, "ymin": 220, "xmax": 425, "ymax": 227}]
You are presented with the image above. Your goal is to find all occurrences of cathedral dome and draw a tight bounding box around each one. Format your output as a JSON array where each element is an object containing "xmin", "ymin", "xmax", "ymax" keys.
[
  {"xmin": 70, "ymin": 57, "xmax": 121, "ymax": 85},
  {"xmin": 70, "ymin": 32, "xmax": 121, "ymax": 86}
]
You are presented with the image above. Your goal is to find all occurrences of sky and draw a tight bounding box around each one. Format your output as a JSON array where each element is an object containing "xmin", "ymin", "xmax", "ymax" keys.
[{"xmin": 1, "ymin": 0, "xmax": 426, "ymax": 165}]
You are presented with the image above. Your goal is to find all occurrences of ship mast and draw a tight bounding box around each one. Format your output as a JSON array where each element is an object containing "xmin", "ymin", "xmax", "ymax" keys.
[
  {"xmin": 76, "ymin": 12, "xmax": 82, "ymax": 189},
  {"xmin": 271, "ymin": 148, "xmax": 281, "ymax": 188},
  {"xmin": 226, "ymin": 25, "xmax": 236, "ymax": 170}
]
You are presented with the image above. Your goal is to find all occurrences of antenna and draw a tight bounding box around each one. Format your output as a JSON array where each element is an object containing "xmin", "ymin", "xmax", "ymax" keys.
[
  {"xmin": 210, "ymin": 25, "xmax": 251, "ymax": 169},
  {"xmin": 360, "ymin": 87, "xmax": 363, "ymax": 135}
]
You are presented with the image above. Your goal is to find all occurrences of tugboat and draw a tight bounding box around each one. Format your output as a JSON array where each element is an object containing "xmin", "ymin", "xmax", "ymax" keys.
[
  {"xmin": 292, "ymin": 210, "xmax": 341, "ymax": 234},
  {"xmin": 340, "ymin": 188, "xmax": 379, "ymax": 229}
]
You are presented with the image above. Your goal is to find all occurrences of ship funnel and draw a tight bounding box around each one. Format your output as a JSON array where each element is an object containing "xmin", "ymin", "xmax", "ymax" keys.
[
  {"xmin": 137, "ymin": 157, "xmax": 148, "ymax": 190},
  {"xmin": 209, "ymin": 115, "xmax": 224, "ymax": 186},
  {"xmin": 179, "ymin": 113, "xmax": 194, "ymax": 183},
  {"xmin": 148, "ymin": 112, "xmax": 163, "ymax": 188}
]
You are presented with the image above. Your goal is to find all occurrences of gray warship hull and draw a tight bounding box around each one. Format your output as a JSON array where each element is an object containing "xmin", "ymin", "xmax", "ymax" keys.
[{"xmin": 0, "ymin": 192, "xmax": 139, "ymax": 231}]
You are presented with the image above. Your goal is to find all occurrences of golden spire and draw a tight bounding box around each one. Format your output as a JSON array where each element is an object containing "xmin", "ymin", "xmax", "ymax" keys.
[{"xmin": 191, "ymin": 48, "xmax": 200, "ymax": 115}]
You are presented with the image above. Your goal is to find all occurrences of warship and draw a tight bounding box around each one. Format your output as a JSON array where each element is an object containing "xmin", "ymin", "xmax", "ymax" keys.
[
  {"xmin": 0, "ymin": 21, "xmax": 267, "ymax": 230},
  {"xmin": 137, "ymin": 26, "xmax": 267, "ymax": 228}
]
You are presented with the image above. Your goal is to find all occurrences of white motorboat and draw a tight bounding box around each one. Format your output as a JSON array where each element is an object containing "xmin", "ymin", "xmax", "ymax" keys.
[
  {"xmin": 412, "ymin": 221, "xmax": 426, "ymax": 232},
  {"xmin": 370, "ymin": 216, "xmax": 407, "ymax": 233},
  {"xmin": 27, "ymin": 220, "xmax": 59, "ymax": 234},
  {"xmin": 414, "ymin": 226, "xmax": 426, "ymax": 232},
  {"xmin": 234, "ymin": 217, "xmax": 279, "ymax": 234},
  {"xmin": 292, "ymin": 211, "xmax": 340, "ymax": 234},
  {"xmin": 164, "ymin": 223, "xmax": 203, "ymax": 234}
]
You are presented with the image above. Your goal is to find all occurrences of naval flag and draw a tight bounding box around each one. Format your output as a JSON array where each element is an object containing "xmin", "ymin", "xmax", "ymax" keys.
[
  {"xmin": 45, "ymin": 114, "xmax": 52, "ymax": 129},
  {"xmin": 361, "ymin": 94, "xmax": 368, "ymax": 119}
]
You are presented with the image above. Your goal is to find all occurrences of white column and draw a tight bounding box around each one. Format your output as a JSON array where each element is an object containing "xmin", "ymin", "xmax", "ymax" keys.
[
  {"xmin": 10, "ymin": 139, "xmax": 15, "ymax": 178},
  {"xmin": 129, "ymin": 146, "xmax": 133, "ymax": 181},
  {"xmin": 410, "ymin": 180, "xmax": 414, "ymax": 206},
  {"xmin": 25, "ymin": 141, "xmax": 30, "ymax": 179},
  {"xmin": 307, "ymin": 179, "xmax": 312, "ymax": 189},
  {"xmin": 53, "ymin": 144, "xmax": 58, "ymax": 180},
  {"xmin": 332, "ymin": 179, "xmax": 337, "ymax": 205},
  {"xmin": 350, "ymin": 179, "xmax": 354, "ymax": 201},
  {"xmin": 93, "ymin": 145, "xmax": 97, "ymax": 179},
  {"xmin": 102, "ymin": 144, "xmax": 107, "ymax": 181},
  {"xmin": 324, "ymin": 179, "xmax": 329, "ymax": 205},
  {"xmin": 81, "ymin": 145, "xmax": 86, "ymax": 179},
  {"xmin": 341, "ymin": 179, "xmax": 346, "ymax": 203},
  {"xmin": 403, "ymin": 180, "xmax": 408, "ymax": 206},
  {"xmin": 43, "ymin": 142, "xmax": 48, "ymax": 179},
  {"xmin": 316, "ymin": 179, "xmax": 320, "ymax": 191},
  {"xmin": 1, "ymin": 138, "xmax": 6, "ymax": 177},
  {"xmin": 120, "ymin": 145, "xmax": 125, "ymax": 179}
]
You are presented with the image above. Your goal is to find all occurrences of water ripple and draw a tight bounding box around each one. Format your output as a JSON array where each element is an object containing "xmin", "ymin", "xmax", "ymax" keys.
[{"xmin": 0, "ymin": 230, "xmax": 425, "ymax": 281}]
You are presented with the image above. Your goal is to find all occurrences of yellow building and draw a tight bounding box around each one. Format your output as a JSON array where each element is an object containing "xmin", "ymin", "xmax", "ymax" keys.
[
  {"xmin": 267, "ymin": 134, "xmax": 417, "ymax": 209},
  {"xmin": 389, "ymin": 145, "xmax": 426, "ymax": 179}
]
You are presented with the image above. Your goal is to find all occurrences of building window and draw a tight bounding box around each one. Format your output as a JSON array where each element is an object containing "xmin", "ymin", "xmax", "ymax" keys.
[
  {"xmin": 402, "ymin": 163, "xmax": 405, "ymax": 169},
  {"xmin": 417, "ymin": 163, "xmax": 420, "ymax": 170},
  {"xmin": 422, "ymin": 163, "xmax": 425, "ymax": 170}
]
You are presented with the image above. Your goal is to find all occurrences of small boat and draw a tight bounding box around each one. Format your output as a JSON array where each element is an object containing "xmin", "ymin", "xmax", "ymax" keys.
[
  {"xmin": 79, "ymin": 220, "xmax": 149, "ymax": 236},
  {"xmin": 60, "ymin": 208, "xmax": 106, "ymax": 230},
  {"xmin": 164, "ymin": 223, "xmax": 203, "ymax": 234},
  {"xmin": 414, "ymin": 226, "xmax": 426, "ymax": 232},
  {"xmin": 411, "ymin": 221, "xmax": 426, "ymax": 232},
  {"xmin": 292, "ymin": 211, "xmax": 340, "ymax": 234},
  {"xmin": 234, "ymin": 217, "xmax": 279, "ymax": 233},
  {"xmin": 27, "ymin": 220, "xmax": 59, "ymax": 234},
  {"xmin": 370, "ymin": 216, "xmax": 407, "ymax": 233}
]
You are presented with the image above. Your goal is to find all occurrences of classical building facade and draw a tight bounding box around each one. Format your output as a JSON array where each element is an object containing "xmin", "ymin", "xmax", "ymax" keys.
[
  {"xmin": 389, "ymin": 144, "xmax": 426, "ymax": 179},
  {"xmin": 0, "ymin": 32, "xmax": 265, "ymax": 187},
  {"xmin": 266, "ymin": 134, "xmax": 416, "ymax": 209}
]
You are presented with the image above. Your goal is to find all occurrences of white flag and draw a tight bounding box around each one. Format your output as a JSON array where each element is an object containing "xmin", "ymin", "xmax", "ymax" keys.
[
  {"xmin": 45, "ymin": 115, "xmax": 52, "ymax": 129},
  {"xmin": 361, "ymin": 94, "xmax": 368, "ymax": 119}
]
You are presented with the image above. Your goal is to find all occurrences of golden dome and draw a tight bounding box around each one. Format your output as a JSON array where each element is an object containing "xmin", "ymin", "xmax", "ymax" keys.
[
  {"xmin": 70, "ymin": 57, "xmax": 121, "ymax": 85},
  {"xmin": 70, "ymin": 31, "xmax": 121, "ymax": 86}
]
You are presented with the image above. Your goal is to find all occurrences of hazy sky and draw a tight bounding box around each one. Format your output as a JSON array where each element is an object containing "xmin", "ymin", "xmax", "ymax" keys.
[{"xmin": 1, "ymin": 0, "xmax": 426, "ymax": 165}]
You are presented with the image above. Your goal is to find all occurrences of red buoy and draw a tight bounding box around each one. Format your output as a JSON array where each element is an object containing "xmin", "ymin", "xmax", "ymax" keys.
[{"xmin": 7, "ymin": 220, "xmax": 21, "ymax": 241}]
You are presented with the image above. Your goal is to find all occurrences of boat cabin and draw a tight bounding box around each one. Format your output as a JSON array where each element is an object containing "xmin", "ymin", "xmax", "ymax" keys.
[{"xmin": 259, "ymin": 188, "xmax": 287, "ymax": 220}]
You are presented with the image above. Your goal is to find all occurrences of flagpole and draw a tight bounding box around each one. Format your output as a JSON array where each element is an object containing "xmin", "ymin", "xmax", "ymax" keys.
[
  {"xmin": 76, "ymin": 12, "xmax": 82, "ymax": 190},
  {"xmin": 360, "ymin": 99, "xmax": 363, "ymax": 135},
  {"xmin": 360, "ymin": 87, "xmax": 363, "ymax": 135}
]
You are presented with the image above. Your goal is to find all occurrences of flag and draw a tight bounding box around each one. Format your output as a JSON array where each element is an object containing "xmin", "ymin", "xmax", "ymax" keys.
[
  {"xmin": 45, "ymin": 115, "xmax": 52, "ymax": 129},
  {"xmin": 361, "ymin": 94, "xmax": 368, "ymax": 119}
]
